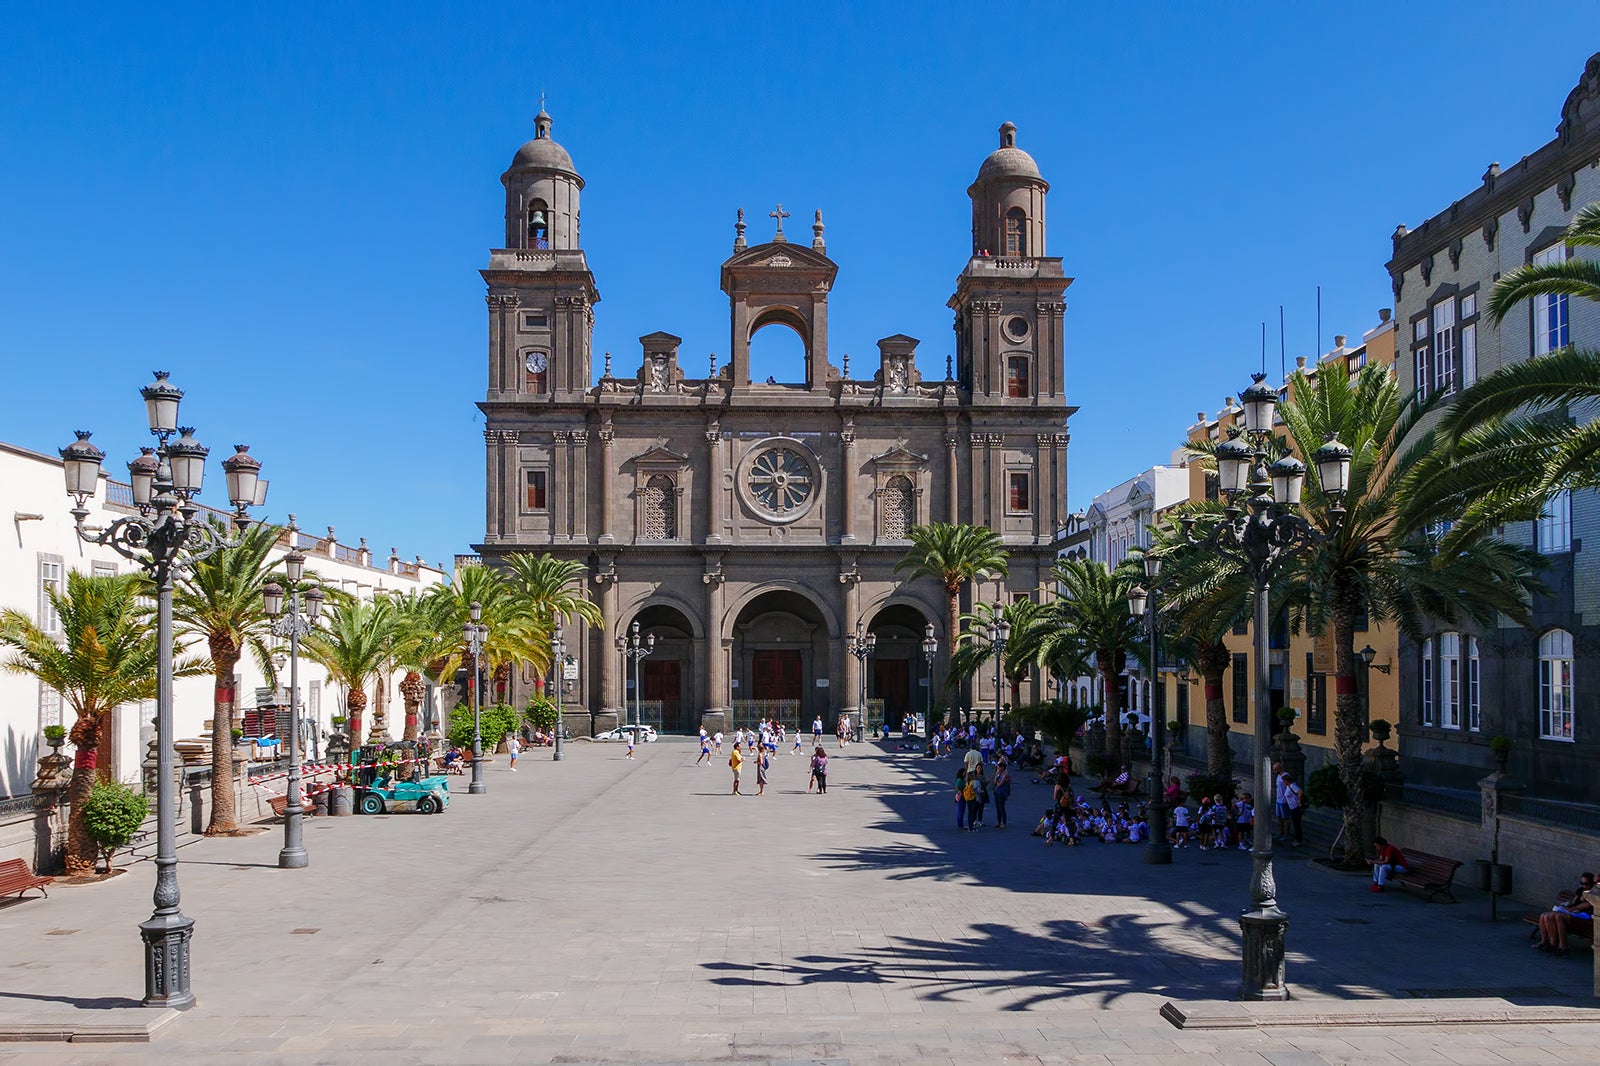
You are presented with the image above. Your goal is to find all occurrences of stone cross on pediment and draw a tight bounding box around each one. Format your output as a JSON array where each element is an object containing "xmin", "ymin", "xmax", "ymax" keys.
[{"xmin": 769, "ymin": 203, "xmax": 790, "ymax": 241}]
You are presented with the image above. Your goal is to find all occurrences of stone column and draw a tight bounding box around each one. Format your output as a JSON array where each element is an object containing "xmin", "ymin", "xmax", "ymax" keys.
[
  {"xmin": 987, "ymin": 433, "xmax": 1004, "ymax": 530},
  {"xmin": 968, "ymin": 432, "xmax": 986, "ymax": 529},
  {"xmin": 31, "ymin": 742, "xmax": 71, "ymax": 875},
  {"xmin": 840, "ymin": 419, "xmax": 857, "ymax": 543},
  {"xmin": 1052, "ymin": 432, "xmax": 1069, "ymax": 535},
  {"xmin": 500, "ymin": 430, "xmax": 520, "ymax": 540},
  {"xmin": 597, "ymin": 561, "xmax": 620, "ymax": 730},
  {"xmin": 704, "ymin": 562, "xmax": 727, "ymax": 726},
  {"xmin": 484, "ymin": 427, "xmax": 501, "ymax": 541},
  {"xmin": 1035, "ymin": 433, "xmax": 1049, "ymax": 544},
  {"xmin": 705, "ymin": 421, "xmax": 724, "ymax": 543},
  {"xmin": 598, "ymin": 423, "xmax": 615, "ymax": 544},
  {"xmin": 840, "ymin": 565, "xmax": 862, "ymax": 718}
]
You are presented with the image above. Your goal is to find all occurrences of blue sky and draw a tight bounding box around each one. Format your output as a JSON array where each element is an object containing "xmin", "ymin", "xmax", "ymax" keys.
[{"xmin": 2, "ymin": 5, "xmax": 1594, "ymax": 568}]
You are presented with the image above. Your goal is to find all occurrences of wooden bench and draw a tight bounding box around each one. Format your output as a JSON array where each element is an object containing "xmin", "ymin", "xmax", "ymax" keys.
[
  {"xmin": 1521, "ymin": 891, "xmax": 1596, "ymax": 949},
  {"xmin": 0, "ymin": 858, "xmax": 53, "ymax": 901},
  {"xmin": 267, "ymin": 792, "xmax": 315, "ymax": 818},
  {"xmin": 1389, "ymin": 850, "xmax": 1463, "ymax": 903}
]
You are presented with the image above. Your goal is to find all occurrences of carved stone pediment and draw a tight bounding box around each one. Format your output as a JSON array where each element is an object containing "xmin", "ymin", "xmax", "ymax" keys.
[
  {"xmin": 631, "ymin": 444, "xmax": 690, "ymax": 468},
  {"xmin": 867, "ymin": 444, "xmax": 928, "ymax": 468}
]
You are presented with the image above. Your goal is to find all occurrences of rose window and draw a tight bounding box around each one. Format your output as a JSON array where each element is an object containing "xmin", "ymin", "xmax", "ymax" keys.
[{"xmin": 747, "ymin": 447, "xmax": 814, "ymax": 516}]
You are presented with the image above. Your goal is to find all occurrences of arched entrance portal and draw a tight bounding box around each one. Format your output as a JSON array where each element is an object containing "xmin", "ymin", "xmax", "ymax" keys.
[
  {"xmin": 866, "ymin": 603, "xmax": 937, "ymax": 733},
  {"xmin": 628, "ymin": 604, "xmax": 696, "ymax": 734},
  {"xmin": 732, "ymin": 590, "xmax": 831, "ymax": 730}
]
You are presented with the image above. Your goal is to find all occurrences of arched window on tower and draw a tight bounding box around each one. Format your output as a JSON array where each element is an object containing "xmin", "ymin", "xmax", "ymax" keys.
[
  {"xmin": 527, "ymin": 200, "xmax": 550, "ymax": 249},
  {"xmin": 1006, "ymin": 356, "xmax": 1030, "ymax": 398},
  {"xmin": 641, "ymin": 475, "xmax": 677, "ymax": 540},
  {"xmin": 1004, "ymin": 208, "xmax": 1026, "ymax": 257},
  {"xmin": 881, "ymin": 475, "xmax": 914, "ymax": 540}
]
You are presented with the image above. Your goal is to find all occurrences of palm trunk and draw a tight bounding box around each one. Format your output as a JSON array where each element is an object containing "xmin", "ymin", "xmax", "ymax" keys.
[
  {"xmin": 64, "ymin": 711, "xmax": 104, "ymax": 876},
  {"xmin": 1099, "ymin": 659, "xmax": 1122, "ymax": 760},
  {"xmin": 347, "ymin": 686, "xmax": 366, "ymax": 754},
  {"xmin": 1331, "ymin": 584, "xmax": 1367, "ymax": 864},
  {"xmin": 400, "ymin": 670, "xmax": 424, "ymax": 742},
  {"xmin": 1196, "ymin": 640, "xmax": 1233, "ymax": 779},
  {"xmin": 204, "ymin": 646, "xmax": 241, "ymax": 836}
]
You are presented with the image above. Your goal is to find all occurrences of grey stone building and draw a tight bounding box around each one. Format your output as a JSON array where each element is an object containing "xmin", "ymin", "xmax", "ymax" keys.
[
  {"xmin": 474, "ymin": 113, "xmax": 1074, "ymax": 734},
  {"xmin": 1386, "ymin": 53, "xmax": 1600, "ymax": 798}
]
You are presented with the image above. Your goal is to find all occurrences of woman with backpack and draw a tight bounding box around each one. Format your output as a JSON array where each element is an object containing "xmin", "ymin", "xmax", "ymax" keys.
[{"xmin": 811, "ymin": 747, "xmax": 829, "ymax": 794}]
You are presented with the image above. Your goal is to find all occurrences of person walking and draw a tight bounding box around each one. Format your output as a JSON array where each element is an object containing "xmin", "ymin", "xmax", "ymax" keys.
[
  {"xmin": 1272, "ymin": 762, "xmax": 1290, "ymax": 840},
  {"xmin": 696, "ymin": 730, "xmax": 712, "ymax": 765},
  {"xmin": 755, "ymin": 745, "xmax": 770, "ymax": 796},
  {"xmin": 625, "ymin": 730, "xmax": 636, "ymax": 760},
  {"xmin": 729, "ymin": 742, "xmax": 744, "ymax": 796},
  {"xmin": 508, "ymin": 734, "xmax": 520, "ymax": 772},
  {"xmin": 1283, "ymin": 772, "xmax": 1305, "ymax": 847},
  {"xmin": 993, "ymin": 758, "xmax": 1012, "ymax": 828},
  {"xmin": 812, "ymin": 716, "xmax": 823, "ymax": 746},
  {"xmin": 811, "ymin": 746, "xmax": 829, "ymax": 794}
]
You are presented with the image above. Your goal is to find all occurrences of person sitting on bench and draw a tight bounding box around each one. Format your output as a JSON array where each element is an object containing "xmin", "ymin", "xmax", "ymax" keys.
[
  {"xmin": 442, "ymin": 747, "xmax": 464, "ymax": 774},
  {"xmin": 1094, "ymin": 764, "xmax": 1134, "ymax": 793},
  {"xmin": 1369, "ymin": 835, "xmax": 1407, "ymax": 892},
  {"xmin": 1535, "ymin": 871, "xmax": 1596, "ymax": 955}
]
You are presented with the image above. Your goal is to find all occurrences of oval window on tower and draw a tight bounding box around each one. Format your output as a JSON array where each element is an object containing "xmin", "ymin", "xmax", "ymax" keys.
[{"xmin": 1003, "ymin": 316, "xmax": 1030, "ymax": 343}]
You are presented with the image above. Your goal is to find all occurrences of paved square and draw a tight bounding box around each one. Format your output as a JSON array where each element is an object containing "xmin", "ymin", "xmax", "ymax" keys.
[{"xmin": 0, "ymin": 738, "xmax": 1595, "ymax": 1063}]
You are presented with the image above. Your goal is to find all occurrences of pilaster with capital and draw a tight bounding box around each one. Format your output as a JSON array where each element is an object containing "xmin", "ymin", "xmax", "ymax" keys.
[
  {"xmin": 551, "ymin": 430, "xmax": 570, "ymax": 541},
  {"xmin": 703, "ymin": 562, "xmax": 727, "ymax": 714},
  {"xmin": 705, "ymin": 421, "xmax": 724, "ymax": 543},
  {"xmin": 598, "ymin": 423, "xmax": 615, "ymax": 543},
  {"xmin": 571, "ymin": 429, "xmax": 589, "ymax": 540},
  {"xmin": 1052, "ymin": 432, "xmax": 1069, "ymax": 535},
  {"xmin": 987, "ymin": 432, "xmax": 1004, "ymax": 531},
  {"xmin": 839, "ymin": 418, "xmax": 857, "ymax": 544},
  {"xmin": 596, "ymin": 560, "xmax": 620, "ymax": 715},
  {"xmin": 944, "ymin": 431, "xmax": 960, "ymax": 523}
]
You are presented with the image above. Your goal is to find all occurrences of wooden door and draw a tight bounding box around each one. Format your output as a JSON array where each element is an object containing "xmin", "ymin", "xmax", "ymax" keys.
[
  {"xmin": 873, "ymin": 659, "xmax": 911, "ymax": 716},
  {"xmin": 751, "ymin": 650, "xmax": 802, "ymax": 702},
  {"xmin": 643, "ymin": 659, "xmax": 682, "ymax": 731}
]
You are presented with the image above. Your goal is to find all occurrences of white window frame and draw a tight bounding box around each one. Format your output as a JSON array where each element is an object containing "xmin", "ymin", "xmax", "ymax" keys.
[
  {"xmin": 1539, "ymin": 629, "xmax": 1575, "ymax": 742},
  {"xmin": 1460, "ymin": 292, "xmax": 1476, "ymax": 318},
  {"xmin": 1532, "ymin": 244, "xmax": 1571, "ymax": 356},
  {"xmin": 1420, "ymin": 637, "xmax": 1435, "ymax": 727},
  {"xmin": 38, "ymin": 682, "xmax": 63, "ymax": 733},
  {"xmin": 1537, "ymin": 489, "xmax": 1572, "ymax": 554},
  {"xmin": 38, "ymin": 554, "xmax": 64, "ymax": 635},
  {"xmin": 1461, "ymin": 322, "xmax": 1477, "ymax": 387},
  {"xmin": 1433, "ymin": 299, "xmax": 1456, "ymax": 396},
  {"xmin": 1467, "ymin": 636, "xmax": 1481, "ymax": 732},
  {"xmin": 1414, "ymin": 346, "xmax": 1430, "ymax": 400},
  {"xmin": 1439, "ymin": 632, "xmax": 1461, "ymax": 729}
]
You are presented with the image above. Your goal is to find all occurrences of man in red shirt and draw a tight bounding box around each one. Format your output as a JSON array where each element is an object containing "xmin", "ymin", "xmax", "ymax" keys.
[{"xmin": 1371, "ymin": 835, "xmax": 1407, "ymax": 892}]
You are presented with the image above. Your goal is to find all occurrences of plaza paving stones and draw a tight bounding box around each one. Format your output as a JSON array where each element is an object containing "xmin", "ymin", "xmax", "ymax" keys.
[{"xmin": 0, "ymin": 737, "xmax": 1595, "ymax": 1063}]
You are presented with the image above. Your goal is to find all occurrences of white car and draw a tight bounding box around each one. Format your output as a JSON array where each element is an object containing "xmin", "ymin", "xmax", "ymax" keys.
[{"xmin": 594, "ymin": 725, "xmax": 658, "ymax": 743}]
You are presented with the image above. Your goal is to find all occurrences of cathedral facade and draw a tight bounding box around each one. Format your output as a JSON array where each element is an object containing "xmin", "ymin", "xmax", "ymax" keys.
[{"xmin": 476, "ymin": 112, "xmax": 1074, "ymax": 734}]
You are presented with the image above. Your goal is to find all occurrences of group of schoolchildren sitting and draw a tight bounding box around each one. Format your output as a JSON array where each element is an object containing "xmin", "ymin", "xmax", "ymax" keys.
[{"xmin": 1030, "ymin": 774, "xmax": 1257, "ymax": 850}]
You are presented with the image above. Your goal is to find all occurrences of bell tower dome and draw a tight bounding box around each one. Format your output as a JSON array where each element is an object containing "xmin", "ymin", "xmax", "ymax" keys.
[
  {"xmin": 968, "ymin": 121, "xmax": 1048, "ymax": 258},
  {"xmin": 501, "ymin": 109, "xmax": 584, "ymax": 250}
]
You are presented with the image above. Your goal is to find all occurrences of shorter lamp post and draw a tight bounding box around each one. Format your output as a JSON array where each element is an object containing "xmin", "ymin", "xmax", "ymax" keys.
[
  {"xmin": 551, "ymin": 617, "xmax": 566, "ymax": 762},
  {"xmin": 921, "ymin": 623, "xmax": 938, "ymax": 734},
  {"xmin": 262, "ymin": 556, "xmax": 324, "ymax": 870},
  {"xmin": 621, "ymin": 621, "xmax": 654, "ymax": 744},
  {"xmin": 846, "ymin": 621, "xmax": 877, "ymax": 740},
  {"xmin": 1127, "ymin": 547, "xmax": 1171, "ymax": 865},
  {"xmin": 463, "ymin": 601, "xmax": 488, "ymax": 795},
  {"xmin": 987, "ymin": 606, "xmax": 1012, "ymax": 729}
]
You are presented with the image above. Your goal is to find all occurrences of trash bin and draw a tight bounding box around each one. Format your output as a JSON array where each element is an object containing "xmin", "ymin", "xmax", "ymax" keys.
[
  {"xmin": 1474, "ymin": 859, "xmax": 1492, "ymax": 892},
  {"xmin": 329, "ymin": 785, "xmax": 354, "ymax": 817},
  {"xmin": 1490, "ymin": 863, "xmax": 1513, "ymax": 896}
]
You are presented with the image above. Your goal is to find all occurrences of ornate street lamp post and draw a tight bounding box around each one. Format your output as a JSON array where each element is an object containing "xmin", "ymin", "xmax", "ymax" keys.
[
  {"xmin": 551, "ymin": 615, "xmax": 566, "ymax": 762},
  {"xmin": 263, "ymin": 552, "xmax": 324, "ymax": 870},
  {"xmin": 59, "ymin": 370, "xmax": 267, "ymax": 1010},
  {"xmin": 1127, "ymin": 548, "xmax": 1171, "ymax": 865},
  {"xmin": 920, "ymin": 623, "xmax": 938, "ymax": 735},
  {"xmin": 846, "ymin": 620, "xmax": 877, "ymax": 741},
  {"xmin": 1174, "ymin": 372, "xmax": 1352, "ymax": 1001},
  {"xmin": 986, "ymin": 605, "xmax": 1012, "ymax": 729},
  {"xmin": 462, "ymin": 601, "xmax": 489, "ymax": 795},
  {"xmin": 620, "ymin": 621, "xmax": 654, "ymax": 744}
]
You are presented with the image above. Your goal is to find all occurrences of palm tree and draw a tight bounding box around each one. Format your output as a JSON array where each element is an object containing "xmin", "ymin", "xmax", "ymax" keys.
[
  {"xmin": 895, "ymin": 523, "xmax": 1009, "ymax": 707},
  {"xmin": 0, "ymin": 572, "xmax": 204, "ymax": 875},
  {"xmin": 1276, "ymin": 359, "xmax": 1546, "ymax": 862},
  {"xmin": 1429, "ymin": 200, "xmax": 1600, "ymax": 541},
  {"xmin": 503, "ymin": 552, "xmax": 604, "ymax": 701},
  {"xmin": 172, "ymin": 519, "xmax": 282, "ymax": 836},
  {"xmin": 388, "ymin": 591, "xmax": 446, "ymax": 741},
  {"xmin": 948, "ymin": 598, "xmax": 1046, "ymax": 709},
  {"xmin": 1148, "ymin": 517, "xmax": 1249, "ymax": 780},
  {"xmin": 422, "ymin": 564, "xmax": 547, "ymax": 712},
  {"xmin": 303, "ymin": 595, "xmax": 397, "ymax": 748},
  {"xmin": 1040, "ymin": 557, "xmax": 1142, "ymax": 760}
]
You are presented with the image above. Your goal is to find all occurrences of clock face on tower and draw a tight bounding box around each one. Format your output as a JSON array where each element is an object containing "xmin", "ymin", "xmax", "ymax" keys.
[{"xmin": 525, "ymin": 352, "xmax": 548, "ymax": 374}]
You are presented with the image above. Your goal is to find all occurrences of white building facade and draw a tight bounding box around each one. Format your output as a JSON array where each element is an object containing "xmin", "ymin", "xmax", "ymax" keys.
[{"xmin": 0, "ymin": 440, "xmax": 447, "ymax": 799}]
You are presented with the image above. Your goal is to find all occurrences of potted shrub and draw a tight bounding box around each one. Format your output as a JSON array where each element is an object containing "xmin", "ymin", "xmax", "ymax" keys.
[
  {"xmin": 1489, "ymin": 734, "xmax": 1513, "ymax": 773},
  {"xmin": 43, "ymin": 724, "xmax": 66, "ymax": 750},
  {"xmin": 1368, "ymin": 718, "xmax": 1393, "ymax": 745},
  {"xmin": 82, "ymin": 778, "xmax": 150, "ymax": 874},
  {"xmin": 1275, "ymin": 708, "xmax": 1298, "ymax": 734}
]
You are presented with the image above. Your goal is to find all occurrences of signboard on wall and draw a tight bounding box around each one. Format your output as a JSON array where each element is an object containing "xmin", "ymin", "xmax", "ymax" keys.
[{"xmin": 815, "ymin": 678, "xmax": 829, "ymax": 688}]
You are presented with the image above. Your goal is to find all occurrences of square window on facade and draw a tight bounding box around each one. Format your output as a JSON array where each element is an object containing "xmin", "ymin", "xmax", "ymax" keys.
[
  {"xmin": 1460, "ymin": 292, "xmax": 1476, "ymax": 318},
  {"xmin": 1008, "ymin": 472, "xmax": 1031, "ymax": 513},
  {"xmin": 1414, "ymin": 318, "xmax": 1429, "ymax": 343},
  {"xmin": 524, "ymin": 470, "xmax": 548, "ymax": 511}
]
